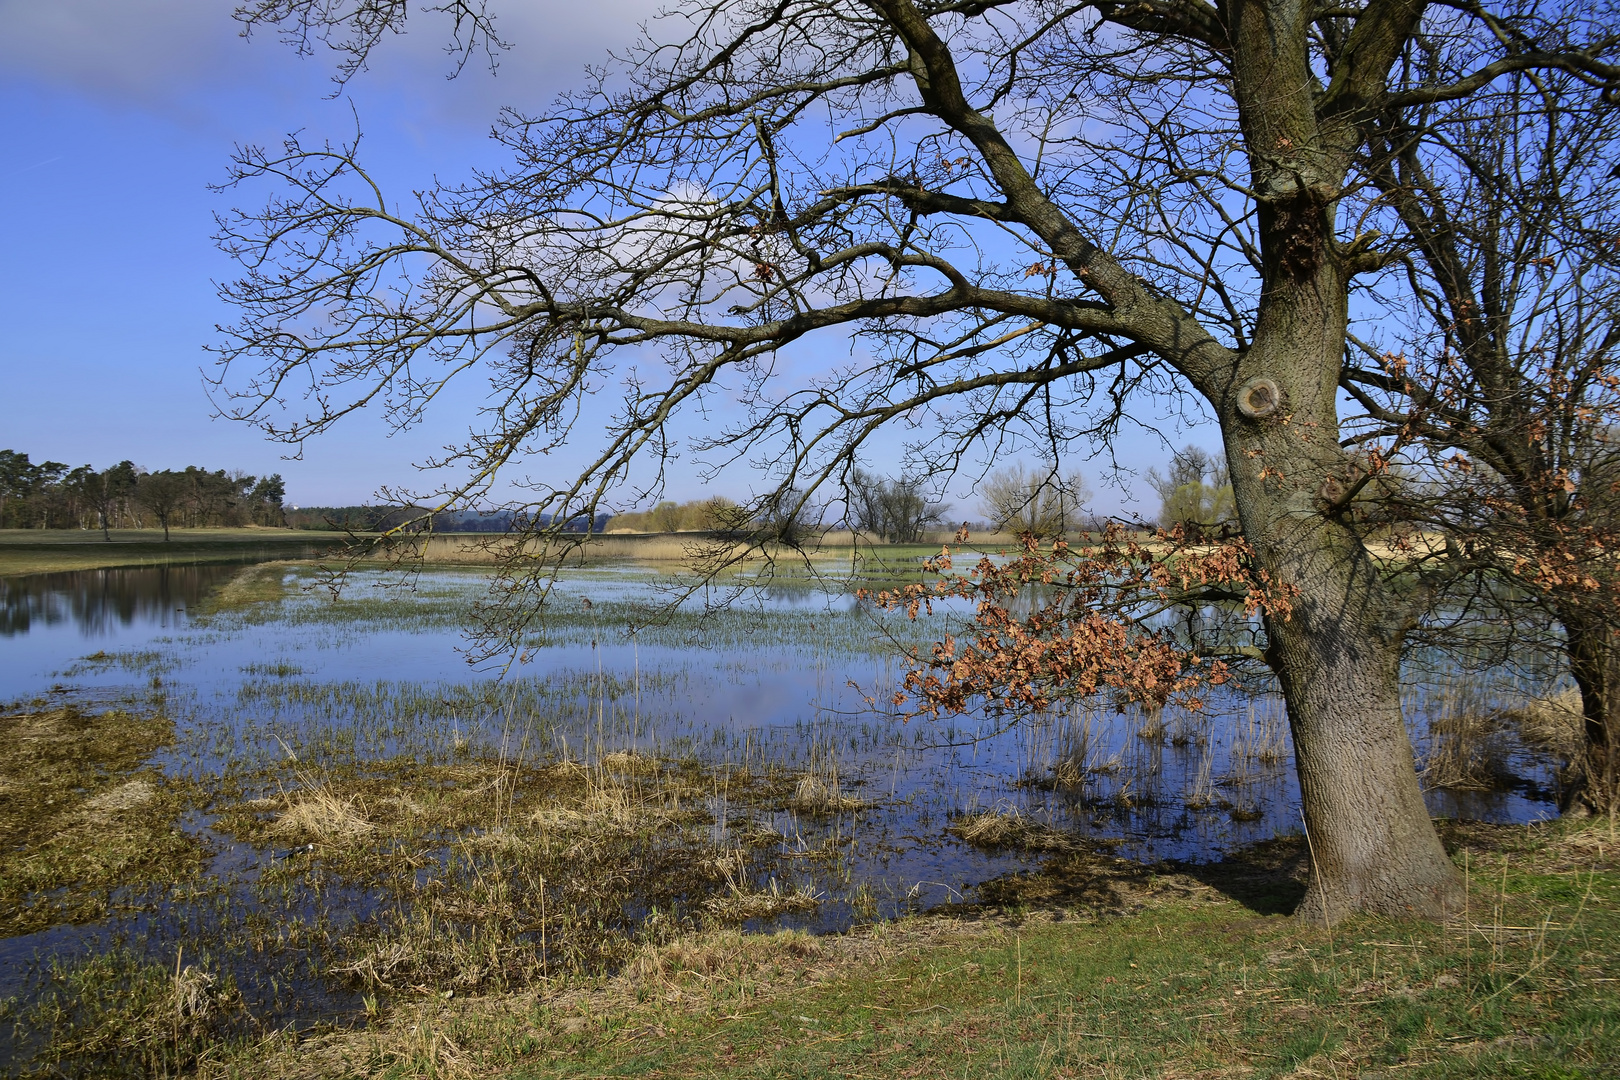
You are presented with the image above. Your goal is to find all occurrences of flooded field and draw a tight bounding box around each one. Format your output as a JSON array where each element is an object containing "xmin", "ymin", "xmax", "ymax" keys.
[{"xmin": 0, "ymin": 557, "xmax": 1569, "ymax": 1074}]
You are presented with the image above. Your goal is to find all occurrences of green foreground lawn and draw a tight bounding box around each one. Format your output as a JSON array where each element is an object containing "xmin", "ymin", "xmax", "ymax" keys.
[
  {"xmin": 227, "ymin": 819, "xmax": 1618, "ymax": 1080},
  {"xmin": 0, "ymin": 529, "xmax": 339, "ymax": 576}
]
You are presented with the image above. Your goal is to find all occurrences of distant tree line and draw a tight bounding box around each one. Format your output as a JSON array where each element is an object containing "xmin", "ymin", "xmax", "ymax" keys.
[
  {"xmin": 0, "ymin": 450, "xmax": 285, "ymax": 539},
  {"xmin": 284, "ymin": 506, "xmax": 612, "ymax": 533},
  {"xmin": 605, "ymin": 496, "xmax": 744, "ymax": 534},
  {"xmin": 279, "ymin": 455, "xmax": 1257, "ymax": 542}
]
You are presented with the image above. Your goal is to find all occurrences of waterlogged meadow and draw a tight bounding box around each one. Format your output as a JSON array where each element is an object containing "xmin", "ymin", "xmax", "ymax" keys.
[{"xmin": 0, "ymin": 557, "xmax": 1573, "ymax": 1075}]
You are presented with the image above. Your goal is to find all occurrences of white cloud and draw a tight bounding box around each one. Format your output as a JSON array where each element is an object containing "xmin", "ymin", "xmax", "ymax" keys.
[{"xmin": 0, "ymin": 0, "xmax": 664, "ymax": 124}]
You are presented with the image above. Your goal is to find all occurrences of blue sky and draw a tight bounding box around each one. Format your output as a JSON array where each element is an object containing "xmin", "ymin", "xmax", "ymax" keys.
[{"xmin": 0, "ymin": 1, "xmax": 1196, "ymax": 516}]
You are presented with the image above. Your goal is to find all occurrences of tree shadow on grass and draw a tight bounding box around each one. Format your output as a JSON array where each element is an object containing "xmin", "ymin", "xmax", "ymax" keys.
[
  {"xmin": 949, "ymin": 836, "xmax": 1312, "ymax": 920},
  {"xmin": 1173, "ymin": 835, "xmax": 1310, "ymax": 916},
  {"xmin": 949, "ymin": 820, "xmax": 1534, "ymax": 923}
]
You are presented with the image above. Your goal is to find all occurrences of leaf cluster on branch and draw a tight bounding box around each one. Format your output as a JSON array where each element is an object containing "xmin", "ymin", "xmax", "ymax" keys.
[{"xmin": 860, "ymin": 524, "xmax": 1296, "ymax": 719}]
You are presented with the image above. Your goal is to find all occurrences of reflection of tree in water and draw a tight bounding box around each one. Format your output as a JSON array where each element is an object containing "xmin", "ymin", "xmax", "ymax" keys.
[{"xmin": 0, "ymin": 564, "xmax": 247, "ymax": 637}]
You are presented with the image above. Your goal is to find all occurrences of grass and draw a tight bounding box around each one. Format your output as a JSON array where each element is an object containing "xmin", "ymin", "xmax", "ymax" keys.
[
  {"xmin": 0, "ymin": 528, "xmax": 335, "ymax": 576},
  {"xmin": 193, "ymin": 562, "xmax": 294, "ymax": 614},
  {"xmin": 0, "ymin": 706, "xmax": 204, "ymax": 936},
  {"xmin": 200, "ymin": 815, "xmax": 1620, "ymax": 1079},
  {"xmin": 2, "ymin": 946, "xmax": 245, "ymax": 1079},
  {"xmin": 2, "ymin": 559, "xmax": 1597, "ymax": 1077},
  {"xmin": 949, "ymin": 805, "xmax": 1092, "ymax": 853},
  {"xmin": 0, "ymin": 527, "xmax": 336, "ymax": 579}
]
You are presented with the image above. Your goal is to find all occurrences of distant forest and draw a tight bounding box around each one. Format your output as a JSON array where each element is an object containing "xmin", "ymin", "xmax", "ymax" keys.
[{"xmin": 0, "ymin": 450, "xmax": 285, "ymax": 538}]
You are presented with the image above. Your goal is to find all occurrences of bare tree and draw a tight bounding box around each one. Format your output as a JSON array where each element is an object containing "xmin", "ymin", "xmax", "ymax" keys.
[
  {"xmin": 217, "ymin": 0, "xmax": 1620, "ymax": 919},
  {"xmin": 847, "ymin": 469, "xmax": 949, "ymax": 541},
  {"xmin": 978, "ymin": 463, "xmax": 1089, "ymax": 536},
  {"xmin": 1340, "ymin": 66, "xmax": 1620, "ymax": 811}
]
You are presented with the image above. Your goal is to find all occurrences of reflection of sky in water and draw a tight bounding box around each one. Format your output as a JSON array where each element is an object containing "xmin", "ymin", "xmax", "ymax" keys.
[
  {"xmin": 0, "ymin": 560, "xmax": 1566, "ymax": 1048},
  {"xmin": 3, "ymin": 563, "xmax": 1561, "ymax": 878}
]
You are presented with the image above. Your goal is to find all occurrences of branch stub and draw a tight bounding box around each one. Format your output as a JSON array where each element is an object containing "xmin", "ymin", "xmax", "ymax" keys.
[{"xmin": 1237, "ymin": 377, "xmax": 1281, "ymax": 419}]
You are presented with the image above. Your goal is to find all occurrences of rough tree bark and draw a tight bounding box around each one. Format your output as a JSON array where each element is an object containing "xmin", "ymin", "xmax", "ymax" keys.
[{"xmin": 1563, "ymin": 616, "xmax": 1619, "ymax": 813}]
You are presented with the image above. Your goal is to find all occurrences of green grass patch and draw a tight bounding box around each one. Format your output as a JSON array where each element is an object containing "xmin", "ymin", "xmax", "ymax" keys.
[
  {"xmin": 0, "ymin": 528, "xmax": 336, "ymax": 576},
  {"xmin": 213, "ymin": 817, "xmax": 1620, "ymax": 1080}
]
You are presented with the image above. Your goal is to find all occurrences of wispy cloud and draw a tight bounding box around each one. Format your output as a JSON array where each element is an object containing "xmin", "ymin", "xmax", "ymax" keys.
[{"xmin": 4, "ymin": 155, "xmax": 62, "ymax": 179}]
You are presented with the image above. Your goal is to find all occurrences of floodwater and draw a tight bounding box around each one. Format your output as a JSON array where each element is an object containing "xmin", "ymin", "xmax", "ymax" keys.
[{"xmin": 0, "ymin": 558, "xmax": 1565, "ymax": 1056}]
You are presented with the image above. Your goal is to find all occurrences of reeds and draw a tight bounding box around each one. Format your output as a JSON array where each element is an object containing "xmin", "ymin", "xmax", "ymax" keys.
[
  {"xmin": 1183, "ymin": 751, "xmax": 1217, "ymax": 810},
  {"xmin": 1505, "ymin": 687, "xmax": 1584, "ymax": 760},
  {"xmin": 1421, "ymin": 683, "xmax": 1515, "ymax": 791}
]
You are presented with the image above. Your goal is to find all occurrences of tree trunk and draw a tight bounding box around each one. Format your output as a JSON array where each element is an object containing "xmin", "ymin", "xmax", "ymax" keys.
[
  {"xmin": 1226, "ymin": 452, "xmax": 1464, "ymax": 921},
  {"xmin": 1217, "ymin": 256, "xmax": 1464, "ymax": 922},
  {"xmin": 1563, "ymin": 616, "xmax": 1618, "ymax": 815}
]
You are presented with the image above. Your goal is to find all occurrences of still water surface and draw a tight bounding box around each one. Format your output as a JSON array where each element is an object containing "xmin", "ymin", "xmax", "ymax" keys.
[{"xmin": 0, "ymin": 559, "xmax": 1564, "ymax": 1045}]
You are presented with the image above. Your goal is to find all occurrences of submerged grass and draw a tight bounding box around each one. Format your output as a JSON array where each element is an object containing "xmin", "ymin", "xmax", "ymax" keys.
[
  {"xmin": 0, "ymin": 706, "xmax": 203, "ymax": 936},
  {"xmin": 192, "ymin": 563, "xmax": 293, "ymax": 615},
  {"xmin": 1, "ymin": 946, "xmax": 246, "ymax": 1079},
  {"xmin": 201, "ymin": 815, "xmax": 1620, "ymax": 1080}
]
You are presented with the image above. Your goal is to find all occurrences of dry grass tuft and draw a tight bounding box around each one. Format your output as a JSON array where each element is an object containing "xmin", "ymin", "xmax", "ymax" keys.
[
  {"xmin": 702, "ymin": 876, "xmax": 821, "ymax": 921},
  {"xmin": 1049, "ymin": 756, "xmax": 1087, "ymax": 786},
  {"xmin": 272, "ymin": 782, "xmax": 374, "ymax": 841},
  {"xmin": 950, "ymin": 806, "xmax": 1079, "ymax": 852},
  {"xmin": 599, "ymin": 750, "xmax": 661, "ymax": 775},
  {"xmin": 1423, "ymin": 708, "xmax": 1514, "ymax": 791},
  {"xmin": 1507, "ymin": 688, "xmax": 1585, "ymax": 760},
  {"xmin": 788, "ymin": 772, "xmax": 866, "ymax": 814},
  {"xmin": 1136, "ymin": 708, "xmax": 1168, "ymax": 743},
  {"xmin": 528, "ymin": 782, "xmax": 695, "ymax": 836},
  {"xmin": 83, "ymin": 779, "xmax": 157, "ymax": 815},
  {"xmin": 698, "ymin": 850, "xmax": 821, "ymax": 921},
  {"xmin": 620, "ymin": 927, "xmax": 821, "ymax": 986},
  {"xmin": 1183, "ymin": 753, "xmax": 1218, "ymax": 810}
]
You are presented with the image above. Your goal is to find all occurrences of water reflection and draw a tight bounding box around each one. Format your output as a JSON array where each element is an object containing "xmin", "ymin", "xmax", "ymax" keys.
[{"xmin": 0, "ymin": 564, "xmax": 248, "ymax": 637}]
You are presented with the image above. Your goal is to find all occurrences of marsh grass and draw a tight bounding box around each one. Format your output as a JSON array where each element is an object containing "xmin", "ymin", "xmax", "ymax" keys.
[
  {"xmin": 1, "ymin": 947, "xmax": 245, "ymax": 1079},
  {"xmin": 0, "ymin": 707, "xmax": 203, "ymax": 936},
  {"xmin": 1183, "ymin": 750, "xmax": 1218, "ymax": 810},
  {"xmin": 192, "ymin": 562, "xmax": 291, "ymax": 615},
  {"xmin": 5, "ymin": 563, "xmax": 1586, "ymax": 1077},
  {"xmin": 949, "ymin": 805, "xmax": 1085, "ymax": 853},
  {"xmin": 239, "ymin": 660, "xmax": 305, "ymax": 677},
  {"xmin": 192, "ymin": 815, "xmax": 1620, "ymax": 1080},
  {"xmin": 1422, "ymin": 681, "xmax": 1518, "ymax": 792},
  {"xmin": 1232, "ymin": 698, "xmax": 1290, "ymax": 767},
  {"xmin": 787, "ymin": 767, "xmax": 867, "ymax": 815},
  {"xmin": 199, "ymin": 745, "xmax": 852, "ymax": 1007},
  {"xmin": 1505, "ymin": 686, "xmax": 1585, "ymax": 761},
  {"xmin": 701, "ymin": 858, "xmax": 821, "ymax": 921},
  {"xmin": 62, "ymin": 649, "xmax": 177, "ymax": 678}
]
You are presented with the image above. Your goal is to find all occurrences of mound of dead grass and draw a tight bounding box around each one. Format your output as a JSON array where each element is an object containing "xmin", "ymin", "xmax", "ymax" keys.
[
  {"xmin": 787, "ymin": 772, "xmax": 866, "ymax": 814},
  {"xmin": 272, "ymin": 787, "xmax": 374, "ymax": 841},
  {"xmin": 1508, "ymin": 687, "xmax": 1586, "ymax": 759},
  {"xmin": 948, "ymin": 805, "xmax": 1082, "ymax": 853}
]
